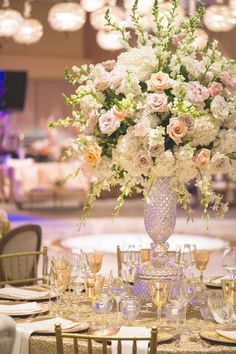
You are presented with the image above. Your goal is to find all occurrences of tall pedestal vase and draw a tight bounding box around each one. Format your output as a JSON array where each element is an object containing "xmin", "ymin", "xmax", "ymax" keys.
[{"xmin": 134, "ymin": 177, "xmax": 178, "ymax": 308}]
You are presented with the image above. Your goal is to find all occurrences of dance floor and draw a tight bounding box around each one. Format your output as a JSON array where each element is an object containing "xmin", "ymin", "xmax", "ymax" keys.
[{"xmin": 2, "ymin": 199, "xmax": 236, "ymax": 277}]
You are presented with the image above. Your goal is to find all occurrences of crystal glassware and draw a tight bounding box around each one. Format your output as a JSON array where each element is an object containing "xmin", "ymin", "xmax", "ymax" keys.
[
  {"xmin": 120, "ymin": 295, "xmax": 141, "ymax": 321},
  {"xmin": 193, "ymin": 249, "xmax": 209, "ymax": 282},
  {"xmin": 223, "ymin": 246, "xmax": 236, "ymax": 278},
  {"xmin": 85, "ymin": 252, "xmax": 103, "ymax": 276},
  {"xmin": 150, "ymin": 279, "xmax": 171, "ymax": 322},
  {"xmin": 110, "ymin": 277, "xmax": 127, "ymax": 318},
  {"xmin": 221, "ymin": 279, "xmax": 236, "ymax": 323},
  {"xmin": 176, "ymin": 244, "xmax": 196, "ymax": 272}
]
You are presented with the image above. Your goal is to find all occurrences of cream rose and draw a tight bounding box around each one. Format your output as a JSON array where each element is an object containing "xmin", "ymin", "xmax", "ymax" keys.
[
  {"xmin": 135, "ymin": 150, "xmax": 153, "ymax": 171},
  {"xmin": 83, "ymin": 143, "xmax": 102, "ymax": 166},
  {"xmin": 195, "ymin": 149, "xmax": 211, "ymax": 169},
  {"xmin": 220, "ymin": 71, "xmax": 236, "ymax": 91},
  {"xmin": 167, "ymin": 118, "xmax": 188, "ymax": 144},
  {"xmin": 210, "ymin": 95, "xmax": 229, "ymax": 120},
  {"xmin": 145, "ymin": 93, "xmax": 168, "ymax": 112},
  {"xmin": 99, "ymin": 111, "xmax": 120, "ymax": 135},
  {"xmin": 94, "ymin": 74, "xmax": 109, "ymax": 91},
  {"xmin": 111, "ymin": 106, "xmax": 128, "ymax": 121},
  {"xmin": 211, "ymin": 152, "xmax": 231, "ymax": 173},
  {"xmin": 218, "ymin": 129, "xmax": 236, "ymax": 154},
  {"xmin": 146, "ymin": 72, "xmax": 173, "ymax": 93},
  {"xmin": 186, "ymin": 82, "xmax": 209, "ymax": 105}
]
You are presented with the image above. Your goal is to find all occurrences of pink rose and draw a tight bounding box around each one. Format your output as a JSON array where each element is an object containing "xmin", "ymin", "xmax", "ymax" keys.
[
  {"xmin": 167, "ymin": 118, "xmax": 188, "ymax": 145},
  {"xmin": 220, "ymin": 71, "xmax": 236, "ymax": 91},
  {"xmin": 111, "ymin": 106, "xmax": 128, "ymax": 121},
  {"xmin": 146, "ymin": 72, "xmax": 173, "ymax": 93},
  {"xmin": 186, "ymin": 82, "xmax": 209, "ymax": 105},
  {"xmin": 195, "ymin": 149, "xmax": 211, "ymax": 169},
  {"xmin": 84, "ymin": 109, "xmax": 98, "ymax": 135},
  {"xmin": 98, "ymin": 111, "xmax": 120, "ymax": 136},
  {"xmin": 109, "ymin": 67, "xmax": 124, "ymax": 88},
  {"xmin": 135, "ymin": 150, "xmax": 152, "ymax": 171},
  {"xmin": 145, "ymin": 93, "xmax": 168, "ymax": 112},
  {"xmin": 208, "ymin": 82, "xmax": 222, "ymax": 97},
  {"xmin": 180, "ymin": 116, "xmax": 194, "ymax": 130},
  {"xmin": 101, "ymin": 60, "xmax": 116, "ymax": 71}
]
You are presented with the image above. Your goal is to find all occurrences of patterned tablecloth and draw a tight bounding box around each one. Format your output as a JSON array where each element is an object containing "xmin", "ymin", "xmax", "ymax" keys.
[{"xmin": 26, "ymin": 299, "xmax": 236, "ymax": 354}]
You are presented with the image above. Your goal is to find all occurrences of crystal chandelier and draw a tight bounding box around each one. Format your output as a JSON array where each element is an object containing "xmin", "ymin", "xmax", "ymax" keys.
[
  {"xmin": 13, "ymin": 1, "xmax": 43, "ymax": 44},
  {"xmin": 48, "ymin": 2, "xmax": 86, "ymax": 32},
  {"xmin": 203, "ymin": 0, "xmax": 235, "ymax": 32},
  {"xmin": 0, "ymin": 0, "xmax": 22, "ymax": 38}
]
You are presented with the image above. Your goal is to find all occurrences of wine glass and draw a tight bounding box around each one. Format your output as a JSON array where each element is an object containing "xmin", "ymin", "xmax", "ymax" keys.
[
  {"xmin": 193, "ymin": 249, "xmax": 210, "ymax": 282},
  {"xmin": 223, "ymin": 246, "xmax": 236, "ymax": 278},
  {"xmin": 85, "ymin": 252, "xmax": 103, "ymax": 276},
  {"xmin": 221, "ymin": 279, "xmax": 236, "ymax": 323},
  {"xmin": 176, "ymin": 244, "xmax": 195, "ymax": 273},
  {"xmin": 69, "ymin": 254, "xmax": 84, "ymax": 307},
  {"xmin": 150, "ymin": 279, "xmax": 171, "ymax": 322},
  {"xmin": 110, "ymin": 277, "xmax": 127, "ymax": 319},
  {"xmin": 140, "ymin": 248, "xmax": 151, "ymax": 263},
  {"xmin": 121, "ymin": 245, "xmax": 141, "ymax": 282}
]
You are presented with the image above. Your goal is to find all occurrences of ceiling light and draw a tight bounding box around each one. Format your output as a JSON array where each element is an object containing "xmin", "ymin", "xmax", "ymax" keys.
[{"xmin": 48, "ymin": 2, "xmax": 86, "ymax": 32}]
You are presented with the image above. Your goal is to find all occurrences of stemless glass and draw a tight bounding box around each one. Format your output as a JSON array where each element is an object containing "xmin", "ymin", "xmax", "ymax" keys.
[
  {"xmin": 151, "ymin": 279, "xmax": 171, "ymax": 322},
  {"xmin": 193, "ymin": 249, "xmax": 210, "ymax": 282},
  {"xmin": 223, "ymin": 247, "xmax": 236, "ymax": 278},
  {"xmin": 221, "ymin": 279, "xmax": 236, "ymax": 323},
  {"xmin": 85, "ymin": 252, "xmax": 103, "ymax": 276}
]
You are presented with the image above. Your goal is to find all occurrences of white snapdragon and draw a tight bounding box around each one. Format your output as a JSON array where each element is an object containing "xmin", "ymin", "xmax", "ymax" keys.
[{"xmin": 116, "ymin": 72, "xmax": 142, "ymax": 97}]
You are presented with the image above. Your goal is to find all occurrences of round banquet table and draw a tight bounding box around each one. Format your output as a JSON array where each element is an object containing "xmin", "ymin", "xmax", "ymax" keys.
[{"xmin": 26, "ymin": 298, "xmax": 236, "ymax": 354}]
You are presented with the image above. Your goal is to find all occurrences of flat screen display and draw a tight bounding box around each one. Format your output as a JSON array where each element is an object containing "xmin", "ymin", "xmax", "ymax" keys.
[{"xmin": 0, "ymin": 70, "xmax": 27, "ymax": 111}]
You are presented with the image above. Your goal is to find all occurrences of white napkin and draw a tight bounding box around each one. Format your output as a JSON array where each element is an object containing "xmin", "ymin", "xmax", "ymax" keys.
[
  {"xmin": 111, "ymin": 327, "xmax": 151, "ymax": 354},
  {"xmin": 0, "ymin": 287, "xmax": 49, "ymax": 299},
  {"xmin": 216, "ymin": 329, "xmax": 236, "ymax": 341},
  {"xmin": 0, "ymin": 301, "xmax": 38, "ymax": 314},
  {"xmin": 12, "ymin": 317, "xmax": 76, "ymax": 354}
]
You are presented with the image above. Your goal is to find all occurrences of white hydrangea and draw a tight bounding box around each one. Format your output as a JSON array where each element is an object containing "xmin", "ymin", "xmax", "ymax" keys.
[
  {"xmin": 116, "ymin": 73, "xmax": 142, "ymax": 97},
  {"xmin": 151, "ymin": 150, "xmax": 175, "ymax": 178},
  {"xmin": 186, "ymin": 115, "xmax": 220, "ymax": 147},
  {"xmin": 115, "ymin": 46, "xmax": 158, "ymax": 81},
  {"xmin": 182, "ymin": 57, "xmax": 205, "ymax": 79}
]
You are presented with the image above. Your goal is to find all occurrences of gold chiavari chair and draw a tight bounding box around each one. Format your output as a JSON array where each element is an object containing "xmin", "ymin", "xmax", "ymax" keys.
[
  {"xmin": 55, "ymin": 324, "xmax": 158, "ymax": 354},
  {"xmin": 0, "ymin": 224, "xmax": 48, "ymax": 287}
]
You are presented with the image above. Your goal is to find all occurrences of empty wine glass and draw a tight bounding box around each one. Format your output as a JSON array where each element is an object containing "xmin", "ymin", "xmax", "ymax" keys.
[
  {"xmin": 223, "ymin": 246, "xmax": 236, "ymax": 278},
  {"xmin": 176, "ymin": 244, "xmax": 195, "ymax": 273},
  {"xmin": 121, "ymin": 245, "xmax": 141, "ymax": 282},
  {"xmin": 110, "ymin": 277, "xmax": 127, "ymax": 319},
  {"xmin": 193, "ymin": 249, "xmax": 210, "ymax": 282}
]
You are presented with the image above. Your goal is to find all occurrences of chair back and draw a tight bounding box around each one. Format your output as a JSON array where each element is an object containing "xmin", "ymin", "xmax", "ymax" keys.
[
  {"xmin": 0, "ymin": 224, "xmax": 48, "ymax": 286},
  {"xmin": 55, "ymin": 324, "xmax": 158, "ymax": 354},
  {"xmin": 0, "ymin": 315, "xmax": 16, "ymax": 354}
]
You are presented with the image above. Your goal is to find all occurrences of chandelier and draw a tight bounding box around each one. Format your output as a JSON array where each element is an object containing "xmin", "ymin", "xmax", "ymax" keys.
[{"xmin": 0, "ymin": 0, "xmax": 236, "ymax": 50}]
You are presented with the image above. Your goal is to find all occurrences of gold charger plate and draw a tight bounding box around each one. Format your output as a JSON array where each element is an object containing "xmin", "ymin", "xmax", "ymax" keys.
[
  {"xmin": 89, "ymin": 327, "xmax": 174, "ymax": 344},
  {"xmin": 0, "ymin": 286, "xmax": 55, "ymax": 301},
  {"xmin": 204, "ymin": 276, "xmax": 225, "ymax": 288},
  {"xmin": 18, "ymin": 317, "xmax": 90, "ymax": 334},
  {"xmin": 0, "ymin": 302, "xmax": 49, "ymax": 317},
  {"xmin": 200, "ymin": 329, "xmax": 236, "ymax": 344}
]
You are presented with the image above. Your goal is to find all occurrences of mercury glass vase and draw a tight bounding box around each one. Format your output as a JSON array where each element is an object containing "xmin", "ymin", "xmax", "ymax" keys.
[{"xmin": 134, "ymin": 177, "xmax": 178, "ymax": 308}]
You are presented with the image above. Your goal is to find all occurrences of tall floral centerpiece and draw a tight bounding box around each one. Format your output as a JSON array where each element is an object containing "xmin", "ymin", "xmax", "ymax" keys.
[{"xmin": 51, "ymin": 0, "xmax": 236, "ymax": 286}]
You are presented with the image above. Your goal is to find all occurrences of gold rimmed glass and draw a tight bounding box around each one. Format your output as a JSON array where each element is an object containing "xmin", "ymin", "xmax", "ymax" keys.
[
  {"xmin": 221, "ymin": 279, "xmax": 236, "ymax": 323},
  {"xmin": 193, "ymin": 249, "xmax": 209, "ymax": 282},
  {"xmin": 85, "ymin": 252, "xmax": 103, "ymax": 276},
  {"xmin": 140, "ymin": 248, "xmax": 151, "ymax": 263},
  {"xmin": 151, "ymin": 279, "xmax": 171, "ymax": 322}
]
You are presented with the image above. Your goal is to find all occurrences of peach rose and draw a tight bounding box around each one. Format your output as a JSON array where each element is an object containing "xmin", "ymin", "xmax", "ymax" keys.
[
  {"xmin": 94, "ymin": 74, "xmax": 109, "ymax": 91},
  {"xmin": 146, "ymin": 72, "xmax": 173, "ymax": 93},
  {"xmin": 111, "ymin": 106, "xmax": 128, "ymax": 121},
  {"xmin": 195, "ymin": 149, "xmax": 211, "ymax": 169},
  {"xmin": 83, "ymin": 143, "xmax": 102, "ymax": 166},
  {"xmin": 101, "ymin": 60, "xmax": 116, "ymax": 71},
  {"xmin": 167, "ymin": 118, "xmax": 188, "ymax": 145},
  {"xmin": 208, "ymin": 82, "xmax": 222, "ymax": 97},
  {"xmin": 135, "ymin": 150, "xmax": 153, "ymax": 171}
]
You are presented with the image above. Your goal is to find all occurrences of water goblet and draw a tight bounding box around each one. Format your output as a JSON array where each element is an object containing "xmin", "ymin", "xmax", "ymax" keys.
[
  {"xmin": 193, "ymin": 249, "xmax": 209, "ymax": 282},
  {"xmin": 223, "ymin": 246, "xmax": 236, "ymax": 278},
  {"xmin": 151, "ymin": 279, "xmax": 171, "ymax": 323},
  {"xmin": 120, "ymin": 295, "xmax": 141, "ymax": 321},
  {"xmin": 176, "ymin": 244, "xmax": 195, "ymax": 273},
  {"xmin": 110, "ymin": 277, "xmax": 127, "ymax": 319},
  {"xmin": 221, "ymin": 279, "xmax": 236, "ymax": 323},
  {"xmin": 85, "ymin": 252, "xmax": 103, "ymax": 276}
]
